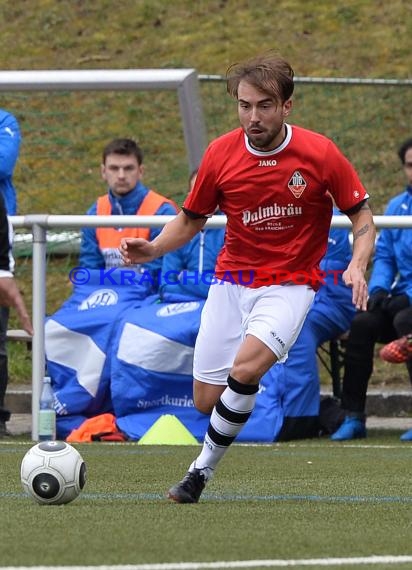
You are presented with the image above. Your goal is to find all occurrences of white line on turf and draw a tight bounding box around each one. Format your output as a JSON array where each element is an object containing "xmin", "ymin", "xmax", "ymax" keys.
[{"xmin": 3, "ymin": 554, "xmax": 412, "ymax": 568}]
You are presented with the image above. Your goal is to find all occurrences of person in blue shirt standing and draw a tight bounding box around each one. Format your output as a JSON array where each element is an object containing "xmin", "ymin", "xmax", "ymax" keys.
[
  {"xmin": 331, "ymin": 137, "xmax": 412, "ymax": 441},
  {"xmin": 0, "ymin": 108, "xmax": 22, "ymax": 436}
]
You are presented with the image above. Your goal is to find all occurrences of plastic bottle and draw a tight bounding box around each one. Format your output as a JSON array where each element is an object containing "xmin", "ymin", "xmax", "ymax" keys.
[{"xmin": 38, "ymin": 375, "xmax": 56, "ymax": 441}]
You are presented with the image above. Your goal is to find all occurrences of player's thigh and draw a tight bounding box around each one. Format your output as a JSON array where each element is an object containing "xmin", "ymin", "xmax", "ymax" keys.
[
  {"xmin": 243, "ymin": 284, "xmax": 315, "ymax": 363},
  {"xmin": 193, "ymin": 281, "xmax": 242, "ymax": 386}
]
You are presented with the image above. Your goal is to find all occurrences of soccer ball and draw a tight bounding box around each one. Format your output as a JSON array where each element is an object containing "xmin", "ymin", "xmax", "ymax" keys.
[{"xmin": 20, "ymin": 441, "xmax": 86, "ymax": 505}]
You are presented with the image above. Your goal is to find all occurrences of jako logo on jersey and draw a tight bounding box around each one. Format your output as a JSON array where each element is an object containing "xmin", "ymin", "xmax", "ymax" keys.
[
  {"xmin": 270, "ymin": 330, "xmax": 285, "ymax": 349},
  {"xmin": 242, "ymin": 203, "xmax": 302, "ymax": 226},
  {"xmin": 258, "ymin": 159, "xmax": 277, "ymax": 167},
  {"xmin": 156, "ymin": 302, "xmax": 200, "ymax": 317},
  {"xmin": 288, "ymin": 170, "xmax": 307, "ymax": 198},
  {"xmin": 78, "ymin": 289, "xmax": 119, "ymax": 311}
]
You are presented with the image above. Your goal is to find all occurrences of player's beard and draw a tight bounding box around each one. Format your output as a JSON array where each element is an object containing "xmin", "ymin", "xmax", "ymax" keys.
[{"xmin": 246, "ymin": 124, "xmax": 284, "ymax": 151}]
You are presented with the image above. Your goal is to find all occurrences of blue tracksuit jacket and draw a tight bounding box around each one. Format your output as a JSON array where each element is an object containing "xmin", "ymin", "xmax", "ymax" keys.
[
  {"xmin": 0, "ymin": 109, "xmax": 21, "ymax": 215},
  {"xmin": 368, "ymin": 186, "xmax": 412, "ymax": 304}
]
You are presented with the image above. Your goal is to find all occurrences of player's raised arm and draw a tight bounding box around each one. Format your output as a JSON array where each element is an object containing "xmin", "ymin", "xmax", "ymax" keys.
[{"xmin": 119, "ymin": 210, "xmax": 207, "ymax": 265}]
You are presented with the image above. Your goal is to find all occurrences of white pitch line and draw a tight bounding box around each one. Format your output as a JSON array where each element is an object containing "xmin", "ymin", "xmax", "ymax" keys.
[
  {"xmin": 285, "ymin": 443, "xmax": 407, "ymax": 449},
  {"xmin": 3, "ymin": 554, "xmax": 412, "ymax": 569}
]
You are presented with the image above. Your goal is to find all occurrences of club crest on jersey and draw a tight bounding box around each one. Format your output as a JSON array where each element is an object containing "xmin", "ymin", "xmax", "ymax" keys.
[{"xmin": 287, "ymin": 170, "xmax": 307, "ymax": 198}]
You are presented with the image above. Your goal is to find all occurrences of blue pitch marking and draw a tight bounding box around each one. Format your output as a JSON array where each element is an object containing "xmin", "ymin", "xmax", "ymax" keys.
[
  {"xmin": 4, "ymin": 490, "xmax": 412, "ymax": 504},
  {"xmin": 84, "ymin": 492, "xmax": 412, "ymax": 503},
  {"xmin": 4, "ymin": 492, "xmax": 412, "ymax": 504}
]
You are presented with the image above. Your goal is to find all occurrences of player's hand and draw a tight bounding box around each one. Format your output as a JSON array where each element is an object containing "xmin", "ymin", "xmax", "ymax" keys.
[
  {"xmin": 0, "ymin": 277, "xmax": 33, "ymax": 335},
  {"xmin": 342, "ymin": 266, "xmax": 369, "ymax": 311},
  {"xmin": 118, "ymin": 237, "xmax": 156, "ymax": 265}
]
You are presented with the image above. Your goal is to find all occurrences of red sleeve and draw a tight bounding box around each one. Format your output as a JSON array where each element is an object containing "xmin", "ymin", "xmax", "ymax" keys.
[{"xmin": 324, "ymin": 141, "xmax": 369, "ymax": 211}]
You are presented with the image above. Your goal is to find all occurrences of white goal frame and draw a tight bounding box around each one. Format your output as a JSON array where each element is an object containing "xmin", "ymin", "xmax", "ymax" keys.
[{"xmin": 0, "ymin": 68, "xmax": 207, "ymax": 172}]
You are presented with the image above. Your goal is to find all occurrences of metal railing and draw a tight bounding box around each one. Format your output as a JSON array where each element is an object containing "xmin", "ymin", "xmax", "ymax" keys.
[{"xmin": 9, "ymin": 214, "xmax": 412, "ymax": 440}]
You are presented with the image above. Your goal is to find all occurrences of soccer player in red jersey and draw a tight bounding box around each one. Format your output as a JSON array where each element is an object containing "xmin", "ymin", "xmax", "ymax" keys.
[{"xmin": 119, "ymin": 53, "xmax": 376, "ymax": 503}]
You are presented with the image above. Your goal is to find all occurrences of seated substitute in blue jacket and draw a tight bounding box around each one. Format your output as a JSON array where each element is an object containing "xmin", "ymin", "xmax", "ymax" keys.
[
  {"xmin": 331, "ymin": 137, "xmax": 412, "ymax": 442},
  {"xmin": 46, "ymin": 139, "xmax": 178, "ymax": 436},
  {"xmin": 240, "ymin": 207, "xmax": 356, "ymax": 442},
  {"xmin": 80, "ymin": 138, "xmax": 178, "ymax": 292}
]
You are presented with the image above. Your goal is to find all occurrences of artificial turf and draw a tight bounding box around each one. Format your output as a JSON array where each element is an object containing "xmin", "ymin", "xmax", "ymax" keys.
[{"xmin": 1, "ymin": 435, "xmax": 412, "ymax": 568}]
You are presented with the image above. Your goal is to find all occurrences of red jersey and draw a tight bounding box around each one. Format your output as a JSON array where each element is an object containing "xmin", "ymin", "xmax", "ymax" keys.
[{"xmin": 183, "ymin": 124, "xmax": 368, "ymax": 289}]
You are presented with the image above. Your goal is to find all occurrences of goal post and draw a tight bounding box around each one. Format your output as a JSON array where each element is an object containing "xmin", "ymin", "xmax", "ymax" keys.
[
  {"xmin": 0, "ymin": 68, "xmax": 208, "ymax": 440},
  {"xmin": 0, "ymin": 68, "xmax": 207, "ymax": 172}
]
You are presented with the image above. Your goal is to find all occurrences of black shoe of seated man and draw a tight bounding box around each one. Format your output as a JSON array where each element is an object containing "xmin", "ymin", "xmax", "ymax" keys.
[
  {"xmin": 0, "ymin": 420, "xmax": 11, "ymax": 437},
  {"xmin": 167, "ymin": 469, "xmax": 206, "ymax": 503}
]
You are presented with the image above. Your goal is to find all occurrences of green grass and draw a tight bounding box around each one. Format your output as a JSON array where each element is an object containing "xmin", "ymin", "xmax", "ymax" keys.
[{"xmin": 2, "ymin": 437, "xmax": 412, "ymax": 567}]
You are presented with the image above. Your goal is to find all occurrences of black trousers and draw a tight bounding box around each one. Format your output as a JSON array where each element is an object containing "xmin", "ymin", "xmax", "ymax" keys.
[
  {"xmin": 0, "ymin": 306, "xmax": 10, "ymax": 422},
  {"xmin": 341, "ymin": 305, "xmax": 412, "ymax": 414}
]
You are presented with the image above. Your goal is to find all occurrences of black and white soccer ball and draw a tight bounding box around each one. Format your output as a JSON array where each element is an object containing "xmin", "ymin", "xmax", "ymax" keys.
[{"xmin": 21, "ymin": 441, "xmax": 86, "ymax": 505}]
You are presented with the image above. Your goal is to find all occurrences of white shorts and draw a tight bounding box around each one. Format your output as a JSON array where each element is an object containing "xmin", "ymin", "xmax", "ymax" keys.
[{"xmin": 193, "ymin": 279, "xmax": 315, "ymax": 385}]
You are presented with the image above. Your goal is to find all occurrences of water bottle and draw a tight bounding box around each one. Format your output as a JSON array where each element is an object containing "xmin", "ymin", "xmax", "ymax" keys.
[{"xmin": 38, "ymin": 375, "xmax": 56, "ymax": 441}]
